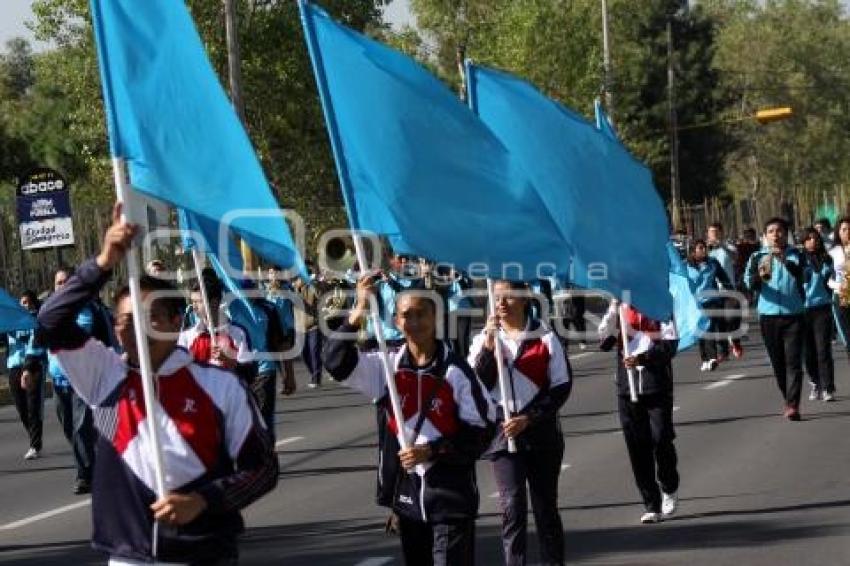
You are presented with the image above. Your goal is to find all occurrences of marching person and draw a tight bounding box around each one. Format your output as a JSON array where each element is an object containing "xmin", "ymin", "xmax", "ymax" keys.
[
  {"xmin": 707, "ymin": 222, "xmax": 744, "ymax": 360},
  {"xmin": 686, "ymin": 239, "xmax": 733, "ymax": 372},
  {"xmin": 468, "ymin": 279, "xmax": 572, "ymax": 566},
  {"xmin": 36, "ymin": 203, "xmax": 278, "ymax": 564},
  {"xmin": 801, "ymin": 228, "xmax": 836, "ymax": 402},
  {"xmin": 323, "ymin": 273, "xmax": 494, "ymax": 566},
  {"xmin": 599, "ymin": 300, "xmax": 680, "ymax": 524},
  {"xmin": 6, "ymin": 290, "xmax": 46, "ymax": 461},
  {"xmin": 48, "ymin": 266, "xmax": 112, "ymax": 494},
  {"xmin": 744, "ymin": 217, "xmax": 806, "ymax": 421},
  {"xmin": 265, "ymin": 266, "xmax": 297, "ymax": 396},
  {"xmin": 828, "ymin": 217, "xmax": 850, "ymax": 365},
  {"xmin": 179, "ymin": 274, "xmax": 256, "ymax": 384}
]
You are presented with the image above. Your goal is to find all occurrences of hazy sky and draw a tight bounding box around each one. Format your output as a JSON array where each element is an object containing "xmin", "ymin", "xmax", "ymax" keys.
[
  {"xmin": 3, "ymin": 0, "xmax": 849, "ymax": 52},
  {"xmin": 0, "ymin": 0, "xmax": 416, "ymax": 51}
]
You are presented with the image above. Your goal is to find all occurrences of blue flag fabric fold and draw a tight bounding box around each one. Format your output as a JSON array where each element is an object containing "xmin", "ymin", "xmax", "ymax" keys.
[
  {"xmin": 299, "ymin": 1, "xmax": 570, "ymax": 279},
  {"xmin": 0, "ymin": 288, "xmax": 35, "ymax": 333},
  {"xmin": 466, "ymin": 63, "xmax": 672, "ymax": 320},
  {"xmin": 90, "ymin": 0, "xmax": 303, "ymax": 275},
  {"xmin": 667, "ymin": 243, "xmax": 709, "ymax": 351}
]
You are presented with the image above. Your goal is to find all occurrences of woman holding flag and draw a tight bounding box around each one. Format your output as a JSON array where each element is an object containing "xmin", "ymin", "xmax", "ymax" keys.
[
  {"xmin": 468, "ymin": 279, "xmax": 572, "ymax": 566},
  {"xmin": 598, "ymin": 300, "xmax": 680, "ymax": 524},
  {"xmin": 323, "ymin": 273, "xmax": 494, "ymax": 566}
]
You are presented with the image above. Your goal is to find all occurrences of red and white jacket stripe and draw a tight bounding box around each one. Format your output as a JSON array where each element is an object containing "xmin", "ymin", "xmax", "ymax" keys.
[{"xmin": 36, "ymin": 258, "xmax": 277, "ymax": 563}]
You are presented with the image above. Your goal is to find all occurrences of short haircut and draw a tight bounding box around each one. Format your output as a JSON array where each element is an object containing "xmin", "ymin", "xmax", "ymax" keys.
[
  {"xmin": 763, "ymin": 217, "xmax": 789, "ymax": 233},
  {"xmin": 115, "ymin": 276, "xmax": 186, "ymax": 320},
  {"xmin": 190, "ymin": 274, "xmax": 223, "ymax": 302},
  {"xmin": 494, "ymin": 279, "xmax": 529, "ymax": 291},
  {"xmin": 395, "ymin": 290, "xmax": 437, "ymax": 314},
  {"xmin": 21, "ymin": 289, "xmax": 41, "ymax": 311},
  {"xmin": 708, "ymin": 222, "xmax": 723, "ymax": 231}
]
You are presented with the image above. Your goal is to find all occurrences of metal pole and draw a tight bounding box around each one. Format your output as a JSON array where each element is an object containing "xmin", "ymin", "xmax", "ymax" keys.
[
  {"xmin": 601, "ymin": 0, "xmax": 615, "ymax": 122},
  {"xmin": 667, "ymin": 19, "xmax": 681, "ymax": 230}
]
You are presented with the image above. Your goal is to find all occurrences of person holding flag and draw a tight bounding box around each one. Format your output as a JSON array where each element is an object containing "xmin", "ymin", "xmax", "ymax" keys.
[
  {"xmin": 36, "ymin": 204, "xmax": 278, "ymax": 564},
  {"xmin": 598, "ymin": 300, "xmax": 680, "ymax": 524},
  {"xmin": 323, "ymin": 273, "xmax": 495, "ymax": 566},
  {"xmin": 179, "ymin": 274, "xmax": 256, "ymax": 384},
  {"xmin": 468, "ymin": 279, "xmax": 572, "ymax": 566}
]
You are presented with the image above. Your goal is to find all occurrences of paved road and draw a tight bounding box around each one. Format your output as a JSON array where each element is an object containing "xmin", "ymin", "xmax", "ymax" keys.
[{"xmin": 1, "ymin": 330, "xmax": 849, "ymax": 565}]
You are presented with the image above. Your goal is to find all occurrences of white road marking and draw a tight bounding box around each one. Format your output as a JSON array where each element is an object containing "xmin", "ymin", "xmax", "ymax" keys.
[
  {"xmin": 703, "ymin": 373, "xmax": 747, "ymax": 390},
  {"xmin": 560, "ymin": 463, "xmax": 572, "ymax": 472},
  {"xmin": 354, "ymin": 558, "xmax": 394, "ymax": 566},
  {"xmin": 0, "ymin": 499, "xmax": 91, "ymax": 531},
  {"xmin": 570, "ymin": 352, "xmax": 594, "ymax": 361},
  {"xmin": 673, "ymin": 406, "xmax": 681, "ymax": 412},
  {"xmin": 275, "ymin": 436, "xmax": 304, "ymax": 448},
  {"xmin": 489, "ymin": 491, "xmax": 500, "ymax": 499}
]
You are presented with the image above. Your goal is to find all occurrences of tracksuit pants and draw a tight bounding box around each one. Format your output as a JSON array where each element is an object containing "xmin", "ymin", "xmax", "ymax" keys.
[
  {"xmin": 9, "ymin": 367, "xmax": 43, "ymax": 451},
  {"xmin": 804, "ymin": 305, "xmax": 835, "ymax": 394},
  {"xmin": 54, "ymin": 385, "xmax": 96, "ymax": 481},
  {"xmin": 397, "ymin": 515, "xmax": 475, "ymax": 566},
  {"xmin": 618, "ymin": 393, "xmax": 679, "ymax": 514},
  {"xmin": 760, "ymin": 314, "xmax": 804, "ymax": 407},
  {"xmin": 491, "ymin": 445, "xmax": 565, "ymax": 566}
]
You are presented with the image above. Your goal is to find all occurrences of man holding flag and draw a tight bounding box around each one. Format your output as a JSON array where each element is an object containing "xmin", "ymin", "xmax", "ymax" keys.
[{"xmin": 37, "ymin": 205, "xmax": 278, "ymax": 564}]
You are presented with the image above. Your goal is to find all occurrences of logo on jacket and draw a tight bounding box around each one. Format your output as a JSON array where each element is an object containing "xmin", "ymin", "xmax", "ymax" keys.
[
  {"xmin": 399, "ymin": 495, "xmax": 413, "ymax": 505},
  {"xmin": 182, "ymin": 398, "xmax": 197, "ymax": 414}
]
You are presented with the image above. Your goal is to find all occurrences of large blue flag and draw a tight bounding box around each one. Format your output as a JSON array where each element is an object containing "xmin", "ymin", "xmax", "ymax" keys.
[
  {"xmin": 90, "ymin": 0, "xmax": 303, "ymax": 274},
  {"xmin": 466, "ymin": 64, "xmax": 672, "ymax": 320},
  {"xmin": 298, "ymin": 1, "xmax": 569, "ymax": 279},
  {"xmin": 0, "ymin": 288, "xmax": 35, "ymax": 333},
  {"xmin": 667, "ymin": 243, "xmax": 709, "ymax": 351}
]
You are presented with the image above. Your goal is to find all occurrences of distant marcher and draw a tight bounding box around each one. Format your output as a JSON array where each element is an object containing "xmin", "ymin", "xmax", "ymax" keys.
[{"xmin": 800, "ymin": 228, "xmax": 836, "ymax": 402}]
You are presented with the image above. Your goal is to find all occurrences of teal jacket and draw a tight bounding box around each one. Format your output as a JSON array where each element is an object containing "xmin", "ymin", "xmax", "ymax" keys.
[
  {"xmin": 744, "ymin": 246, "xmax": 805, "ymax": 316},
  {"xmin": 803, "ymin": 252, "xmax": 834, "ymax": 309}
]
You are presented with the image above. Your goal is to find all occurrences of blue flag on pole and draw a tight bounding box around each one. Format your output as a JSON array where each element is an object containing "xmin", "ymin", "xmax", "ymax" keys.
[
  {"xmin": 466, "ymin": 64, "xmax": 672, "ymax": 320},
  {"xmin": 90, "ymin": 0, "xmax": 303, "ymax": 275},
  {"xmin": 298, "ymin": 1, "xmax": 569, "ymax": 279},
  {"xmin": 0, "ymin": 288, "xmax": 35, "ymax": 333},
  {"xmin": 667, "ymin": 243, "xmax": 709, "ymax": 351}
]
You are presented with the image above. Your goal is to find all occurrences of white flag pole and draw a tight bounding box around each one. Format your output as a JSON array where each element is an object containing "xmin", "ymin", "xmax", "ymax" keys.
[
  {"xmin": 190, "ymin": 248, "xmax": 218, "ymax": 346},
  {"xmin": 110, "ymin": 158, "xmax": 168, "ymax": 498},
  {"xmin": 351, "ymin": 235, "xmax": 412, "ymax": 452},
  {"xmin": 618, "ymin": 303, "xmax": 639, "ymax": 403},
  {"xmin": 487, "ymin": 279, "xmax": 518, "ymax": 453}
]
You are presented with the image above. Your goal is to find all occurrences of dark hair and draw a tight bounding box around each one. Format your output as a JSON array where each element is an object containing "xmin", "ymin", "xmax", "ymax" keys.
[
  {"xmin": 115, "ymin": 276, "xmax": 186, "ymax": 320},
  {"xmin": 20, "ymin": 289, "xmax": 41, "ymax": 312},
  {"xmin": 688, "ymin": 239, "xmax": 708, "ymax": 264},
  {"xmin": 802, "ymin": 227, "xmax": 827, "ymax": 257},
  {"xmin": 815, "ymin": 217, "xmax": 832, "ymax": 230},
  {"xmin": 763, "ymin": 217, "xmax": 789, "ymax": 233},
  {"xmin": 190, "ymin": 273, "xmax": 223, "ymax": 302},
  {"xmin": 708, "ymin": 222, "xmax": 724, "ymax": 232},
  {"xmin": 833, "ymin": 216, "xmax": 850, "ymax": 247},
  {"xmin": 54, "ymin": 265, "xmax": 73, "ymax": 277}
]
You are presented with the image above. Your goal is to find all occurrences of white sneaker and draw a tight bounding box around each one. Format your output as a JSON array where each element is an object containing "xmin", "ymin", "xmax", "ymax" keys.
[
  {"xmin": 823, "ymin": 391, "xmax": 836, "ymax": 402},
  {"xmin": 662, "ymin": 491, "xmax": 678, "ymax": 516},
  {"xmin": 809, "ymin": 387, "xmax": 820, "ymax": 401},
  {"xmin": 700, "ymin": 361, "xmax": 709, "ymax": 372},
  {"xmin": 640, "ymin": 512, "xmax": 662, "ymax": 524},
  {"xmin": 23, "ymin": 448, "xmax": 40, "ymax": 460},
  {"xmin": 708, "ymin": 359, "xmax": 719, "ymax": 371}
]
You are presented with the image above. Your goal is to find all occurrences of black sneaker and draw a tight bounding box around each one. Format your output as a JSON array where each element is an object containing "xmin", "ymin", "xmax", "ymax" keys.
[{"xmin": 74, "ymin": 479, "xmax": 91, "ymax": 495}]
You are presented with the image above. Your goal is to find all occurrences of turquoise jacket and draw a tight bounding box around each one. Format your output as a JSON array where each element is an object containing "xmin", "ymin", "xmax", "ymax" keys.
[
  {"xmin": 744, "ymin": 246, "xmax": 805, "ymax": 316},
  {"xmin": 803, "ymin": 252, "xmax": 834, "ymax": 309},
  {"xmin": 6, "ymin": 327, "xmax": 44, "ymax": 371}
]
